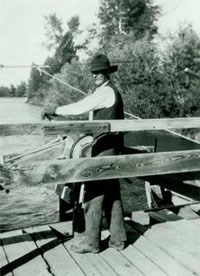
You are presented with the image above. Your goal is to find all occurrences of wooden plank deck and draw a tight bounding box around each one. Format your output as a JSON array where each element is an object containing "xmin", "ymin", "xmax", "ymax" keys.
[{"xmin": 1, "ymin": 218, "xmax": 200, "ymax": 276}]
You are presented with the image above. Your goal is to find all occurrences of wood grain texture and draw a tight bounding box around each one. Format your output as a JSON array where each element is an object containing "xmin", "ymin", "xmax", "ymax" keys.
[
  {"xmin": 0, "ymin": 123, "xmax": 44, "ymax": 136},
  {"xmin": 0, "ymin": 230, "xmax": 50, "ymax": 276},
  {"xmin": 25, "ymin": 225, "xmax": 84, "ymax": 276},
  {"xmin": 43, "ymin": 121, "xmax": 110, "ymax": 136},
  {"xmin": 134, "ymin": 235, "xmax": 194, "ymax": 276},
  {"xmin": 1, "ymin": 117, "xmax": 200, "ymax": 137},
  {"xmin": 145, "ymin": 221, "xmax": 200, "ymax": 275},
  {"xmin": 110, "ymin": 117, "xmax": 200, "ymax": 132},
  {"xmin": 1, "ymin": 219, "xmax": 200, "ymax": 276},
  {"xmin": 0, "ymin": 121, "xmax": 110, "ymax": 137},
  {"xmin": 1, "ymin": 149, "xmax": 200, "ymax": 187}
]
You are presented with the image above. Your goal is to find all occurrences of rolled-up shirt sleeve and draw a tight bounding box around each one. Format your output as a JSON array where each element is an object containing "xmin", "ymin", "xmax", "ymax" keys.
[{"xmin": 55, "ymin": 85, "xmax": 115, "ymax": 116}]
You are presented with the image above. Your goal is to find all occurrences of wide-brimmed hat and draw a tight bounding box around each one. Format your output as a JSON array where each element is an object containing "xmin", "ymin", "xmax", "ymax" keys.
[{"xmin": 90, "ymin": 54, "xmax": 118, "ymax": 74}]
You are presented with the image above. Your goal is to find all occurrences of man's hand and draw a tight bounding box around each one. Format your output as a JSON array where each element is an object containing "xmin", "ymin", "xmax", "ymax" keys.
[{"xmin": 41, "ymin": 104, "xmax": 57, "ymax": 120}]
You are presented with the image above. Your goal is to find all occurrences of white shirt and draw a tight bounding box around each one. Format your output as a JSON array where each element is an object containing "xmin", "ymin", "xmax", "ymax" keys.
[{"xmin": 55, "ymin": 82, "xmax": 115, "ymax": 119}]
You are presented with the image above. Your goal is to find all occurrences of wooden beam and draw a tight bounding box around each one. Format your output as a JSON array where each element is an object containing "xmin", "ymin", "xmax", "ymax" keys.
[
  {"xmin": 110, "ymin": 117, "xmax": 200, "ymax": 132},
  {"xmin": 0, "ymin": 121, "xmax": 110, "ymax": 137},
  {"xmin": 1, "ymin": 149, "xmax": 200, "ymax": 186},
  {"xmin": 143, "ymin": 174, "xmax": 200, "ymax": 201},
  {"xmin": 148, "ymin": 209, "xmax": 183, "ymax": 223},
  {"xmin": 0, "ymin": 123, "xmax": 44, "ymax": 136},
  {"xmin": 1, "ymin": 117, "xmax": 200, "ymax": 137},
  {"xmin": 43, "ymin": 121, "xmax": 110, "ymax": 136}
]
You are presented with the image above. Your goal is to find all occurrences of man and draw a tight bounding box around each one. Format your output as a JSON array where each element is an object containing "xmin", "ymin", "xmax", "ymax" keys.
[{"xmin": 42, "ymin": 53, "xmax": 127, "ymax": 253}]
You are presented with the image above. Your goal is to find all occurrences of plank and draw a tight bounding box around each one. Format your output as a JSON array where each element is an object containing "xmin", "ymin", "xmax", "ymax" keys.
[
  {"xmin": 25, "ymin": 224, "xmax": 85, "ymax": 276},
  {"xmin": 85, "ymin": 252, "xmax": 118, "ymax": 276},
  {"xmin": 49, "ymin": 221, "xmax": 73, "ymax": 236},
  {"xmin": 124, "ymin": 124, "xmax": 200, "ymax": 201},
  {"xmin": 134, "ymin": 235, "xmax": 194, "ymax": 276},
  {"xmin": 2, "ymin": 149, "xmax": 200, "ymax": 187},
  {"xmin": 0, "ymin": 123, "xmax": 44, "ymax": 136},
  {"xmin": 1, "ymin": 117, "xmax": 200, "ymax": 137},
  {"xmin": 0, "ymin": 242, "xmax": 12, "ymax": 276},
  {"xmin": 148, "ymin": 209, "xmax": 183, "ymax": 223},
  {"xmin": 143, "ymin": 174, "xmax": 200, "ymax": 201},
  {"xmin": 191, "ymin": 203, "xmax": 200, "ymax": 214},
  {"xmin": 64, "ymin": 236, "xmax": 130, "ymax": 276},
  {"xmin": 131, "ymin": 211, "xmax": 149, "ymax": 225},
  {"xmin": 121, "ymin": 244, "xmax": 167, "ymax": 276},
  {"xmin": 145, "ymin": 225, "xmax": 200, "ymax": 274},
  {"xmin": 0, "ymin": 230, "xmax": 22, "ymax": 276},
  {"xmin": 187, "ymin": 217, "xmax": 200, "ymax": 226},
  {"xmin": 152, "ymin": 219, "xmax": 200, "ymax": 247},
  {"xmin": 124, "ymin": 129, "xmax": 200, "ymax": 153},
  {"xmin": 146, "ymin": 221, "xmax": 200, "ymax": 254},
  {"xmin": 100, "ymin": 229, "xmax": 145, "ymax": 275},
  {"xmin": 176, "ymin": 205, "xmax": 200, "ymax": 219},
  {"xmin": 0, "ymin": 229, "xmax": 50, "ymax": 276},
  {"xmin": 99, "ymin": 247, "xmax": 144, "ymax": 276},
  {"xmin": 165, "ymin": 219, "xmax": 200, "ymax": 236},
  {"xmin": 0, "ymin": 121, "xmax": 110, "ymax": 137},
  {"xmin": 43, "ymin": 121, "xmax": 110, "ymax": 136},
  {"xmin": 112, "ymin": 117, "xmax": 200, "ymax": 132},
  {"xmin": 64, "ymin": 238, "xmax": 109, "ymax": 276}
]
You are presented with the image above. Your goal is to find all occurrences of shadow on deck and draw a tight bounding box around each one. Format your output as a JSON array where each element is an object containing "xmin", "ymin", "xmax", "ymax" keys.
[{"xmin": 1, "ymin": 215, "xmax": 200, "ymax": 276}]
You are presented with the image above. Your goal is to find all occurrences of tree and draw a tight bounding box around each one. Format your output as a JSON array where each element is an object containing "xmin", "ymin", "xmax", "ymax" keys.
[
  {"xmin": 9, "ymin": 85, "xmax": 16, "ymax": 97},
  {"xmin": 15, "ymin": 81, "xmax": 27, "ymax": 97},
  {"xmin": 43, "ymin": 59, "xmax": 93, "ymax": 120},
  {"xmin": 162, "ymin": 24, "xmax": 200, "ymax": 117},
  {"xmin": 67, "ymin": 15, "xmax": 80, "ymax": 35},
  {"xmin": 0, "ymin": 86, "xmax": 11, "ymax": 97},
  {"xmin": 27, "ymin": 15, "xmax": 81, "ymax": 103},
  {"xmin": 54, "ymin": 32, "xmax": 76, "ymax": 66},
  {"xmin": 43, "ymin": 13, "xmax": 63, "ymax": 51},
  {"xmin": 42, "ymin": 15, "xmax": 81, "ymax": 76},
  {"xmin": 27, "ymin": 66, "xmax": 43, "ymax": 101},
  {"xmin": 97, "ymin": 0, "xmax": 160, "ymax": 45}
]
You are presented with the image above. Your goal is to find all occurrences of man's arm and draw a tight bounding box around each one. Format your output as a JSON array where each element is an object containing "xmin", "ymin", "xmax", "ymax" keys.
[{"xmin": 56, "ymin": 86, "xmax": 115, "ymax": 116}]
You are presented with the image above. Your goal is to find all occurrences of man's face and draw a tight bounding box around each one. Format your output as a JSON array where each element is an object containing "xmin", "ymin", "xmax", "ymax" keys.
[{"xmin": 92, "ymin": 72, "xmax": 106, "ymax": 87}]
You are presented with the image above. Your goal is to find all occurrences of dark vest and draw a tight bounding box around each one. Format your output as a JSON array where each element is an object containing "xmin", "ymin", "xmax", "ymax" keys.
[
  {"xmin": 93, "ymin": 82, "xmax": 124, "ymax": 120},
  {"xmin": 92, "ymin": 82, "xmax": 124, "ymax": 156}
]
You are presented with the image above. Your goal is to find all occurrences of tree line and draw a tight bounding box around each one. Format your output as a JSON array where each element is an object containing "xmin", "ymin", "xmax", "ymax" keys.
[
  {"xmin": 2, "ymin": 0, "xmax": 200, "ymax": 120},
  {"xmin": 0, "ymin": 82, "xmax": 27, "ymax": 97}
]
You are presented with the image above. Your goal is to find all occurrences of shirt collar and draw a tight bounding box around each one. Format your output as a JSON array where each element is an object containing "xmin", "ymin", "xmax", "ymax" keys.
[{"xmin": 101, "ymin": 80, "xmax": 110, "ymax": 88}]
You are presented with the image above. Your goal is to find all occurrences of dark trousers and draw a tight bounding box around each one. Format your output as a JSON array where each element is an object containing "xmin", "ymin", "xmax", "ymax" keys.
[{"xmin": 84, "ymin": 149, "xmax": 127, "ymax": 247}]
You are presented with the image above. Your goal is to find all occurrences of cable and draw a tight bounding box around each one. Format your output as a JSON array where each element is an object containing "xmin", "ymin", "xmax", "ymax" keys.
[
  {"xmin": 0, "ymin": 63, "xmax": 137, "ymax": 118},
  {"xmin": 37, "ymin": 67, "xmax": 86, "ymax": 96},
  {"xmin": 37, "ymin": 66, "xmax": 139, "ymax": 118},
  {"xmin": 0, "ymin": 60, "xmax": 136, "ymax": 69},
  {"xmin": 37, "ymin": 66, "xmax": 200, "ymax": 144},
  {"xmin": 0, "ymin": 64, "xmax": 50, "ymax": 69},
  {"xmin": 1, "ymin": 63, "xmax": 197, "ymax": 141}
]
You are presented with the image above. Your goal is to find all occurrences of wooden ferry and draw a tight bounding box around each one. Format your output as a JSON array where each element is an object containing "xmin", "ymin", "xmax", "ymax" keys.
[{"xmin": 0, "ymin": 117, "xmax": 200, "ymax": 275}]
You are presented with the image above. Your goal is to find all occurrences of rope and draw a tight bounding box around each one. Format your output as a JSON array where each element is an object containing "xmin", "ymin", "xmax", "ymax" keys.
[
  {"xmin": 37, "ymin": 67, "xmax": 86, "ymax": 96},
  {"xmin": 0, "ymin": 64, "xmax": 50, "ymax": 69},
  {"xmin": 1, "ymin": 64, "xmax": 198, "ymax": 143},
  {"xmin": 0, "ymin": 63, "xmax": 138, "ymax": 118},
  {"xmin": 38, "ymin": 64, "xmax": 198, "ymax": 143},
  {"xmin": 36, "ymin": 66, "xmax": 139, "ymax": 119}
]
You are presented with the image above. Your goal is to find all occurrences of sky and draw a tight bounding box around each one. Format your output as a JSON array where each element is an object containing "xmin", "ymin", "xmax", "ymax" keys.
[{"xmin": 0, "ymin": 0, "xmax": 200, "ymax": 87}]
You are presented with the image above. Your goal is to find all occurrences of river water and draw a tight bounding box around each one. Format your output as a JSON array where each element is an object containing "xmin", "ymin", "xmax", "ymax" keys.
[
  {"xmin": 0, "ymin": 98, "xmax": 59, "ymax": 232},
  {"xmin": 0, "ymin": 97, "xmax": 147, "ymax": 233}
]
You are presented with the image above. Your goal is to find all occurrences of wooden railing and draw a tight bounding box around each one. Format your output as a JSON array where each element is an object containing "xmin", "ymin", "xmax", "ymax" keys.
[
  {"xmin": 1, "ymin": 117, "xmax": 200, "ymax": 136},
  {"xmin": 0, "ymin": 118, "xmax": 200, "ymax": 191}
]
